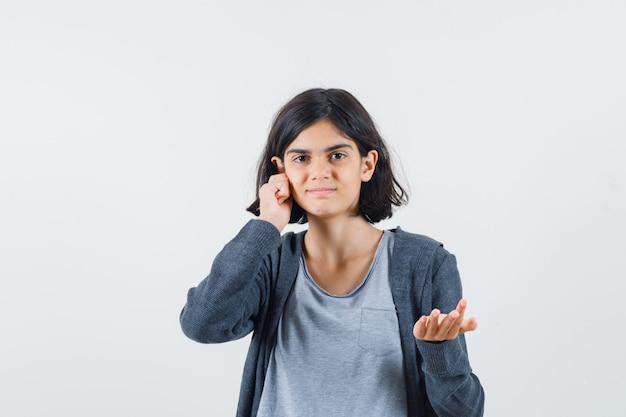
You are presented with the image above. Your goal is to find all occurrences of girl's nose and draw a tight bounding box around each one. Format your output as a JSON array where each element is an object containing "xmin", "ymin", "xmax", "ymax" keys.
[{"xmin": 309, "ymin": 157, "xmax": 331, "ymax": 180}]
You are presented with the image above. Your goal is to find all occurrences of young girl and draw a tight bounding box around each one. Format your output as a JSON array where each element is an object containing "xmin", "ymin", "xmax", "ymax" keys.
[{"xmin": 180, "ymin": 88, "xmax": 485, "ymax": 416}]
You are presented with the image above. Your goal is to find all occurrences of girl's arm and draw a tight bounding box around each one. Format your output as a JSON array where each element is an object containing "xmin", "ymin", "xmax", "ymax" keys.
[
  {"xmin": 181, "ymin": 167, "xmax": 292, "ymax": 343},
  {"xmin": 415, "ymin": 253, "xmax": 485, "ymax": 417},
  {"xmin": 179, "ymin": 219, "xmax": 281, "ymax": 343}
]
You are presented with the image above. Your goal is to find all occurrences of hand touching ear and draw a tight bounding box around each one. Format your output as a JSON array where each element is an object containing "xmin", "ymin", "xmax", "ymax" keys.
[
  {"xmin": 413, "ymin": 299, "xmax": 478, "ymax": 342},
  {"xmin": 258, "ymin": 157, "xmax": 292, "ymax": 232}
]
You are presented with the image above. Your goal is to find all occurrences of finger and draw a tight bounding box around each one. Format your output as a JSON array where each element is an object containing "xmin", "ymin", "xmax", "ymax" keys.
[
  {"xmin": 274, "ymin": 183, "xmax": 291, "ymax": 204},
  {"xmin": 268, "ymin": 175, "xmax": 291, "ymax": 200},
  {"xmin": 429, "ymin": 309, "xmax": 458, "ymax": 340},
  {"xmin": 437, "ymin": 299, "xmax": 467, "ymax": 338},
  {"xmin": 459, "ymin": 317, "xmax": 478, "ymax": 334},
  {"xmin": 262, "ymin": 174, "xmax": 288, "ymax": 192},
  {"xmin": 259, "ymin": 187, "xmax": 289, "ymax": 215},
  {"xmin": 259, "ymin": 181, "xmax": 284, "ymax": 202},
  {"xmin": 267, "ymin": 173, "xmax": 289, "ymax": 183},
  {"xmin": 454, "ymin": 299, "xmax": 476, "ymax": 334},
  {"xmin": 455, "ymin": 298, "xmax": 468, "ymax": 317},
  {"xmin": 424, "ymin": 309, "xmax": 441, "ymax": 339},
  {"xmin": 413, "ymin": 316, "xmax": 427, "ymax": 339},
  {"xmin": 441, "ymin": 309, "xmax": 462, "ymax": 339}
]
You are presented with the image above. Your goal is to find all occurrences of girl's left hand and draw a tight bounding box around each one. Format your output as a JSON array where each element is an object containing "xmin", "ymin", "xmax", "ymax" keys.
[{"xmin": 413, "ymin": 298, "xmax": 478, "ymax": 341}]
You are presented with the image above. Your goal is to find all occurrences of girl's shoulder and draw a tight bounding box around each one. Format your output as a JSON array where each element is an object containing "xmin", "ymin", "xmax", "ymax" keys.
[
  {"xmin": 389, "ymin": 226, "xmax": 444, "ymax": 249},
  {"xmin": 389, "ymin": 226, "xmax": 453, "ymax": 268}
]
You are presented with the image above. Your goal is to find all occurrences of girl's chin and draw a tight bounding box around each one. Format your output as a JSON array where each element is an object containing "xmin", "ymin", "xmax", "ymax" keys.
[
  {"xmin": 295, "ymin": 196, "xmax": 359, "ymax": 219},
  {"xmin": 302, "ymin": 206, "xmax": 360, "ymax": 220},
  {"xmin": 302, "ymin": 205, "xmax": 336, "ymax": 218}
]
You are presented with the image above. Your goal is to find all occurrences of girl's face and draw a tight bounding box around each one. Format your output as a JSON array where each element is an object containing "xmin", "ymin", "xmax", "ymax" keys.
[{"xmin": 273, "ymin": 118, "xmax": 378, "ymax": 221}]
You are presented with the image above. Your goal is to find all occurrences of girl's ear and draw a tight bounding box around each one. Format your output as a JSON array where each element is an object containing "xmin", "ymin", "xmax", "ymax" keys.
[
  {"xmin": 361, "ymin": 150, "xmax": 378, "ymax": 182},
  {"xmin": 271, "ymin": 156, "xmax": 285, "ymax": 173}
]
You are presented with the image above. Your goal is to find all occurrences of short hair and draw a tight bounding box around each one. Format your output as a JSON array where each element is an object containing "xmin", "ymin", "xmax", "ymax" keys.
[{"xmin": 246, "ymin": 88, "xmax": 408, "ymax": 224}]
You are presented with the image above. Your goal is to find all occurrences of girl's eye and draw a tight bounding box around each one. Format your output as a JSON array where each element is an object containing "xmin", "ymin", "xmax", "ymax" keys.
[
  {"xmin": 330, "ymin": 153, "xmax": 346, "ymax": 160},
  {"xmin": 293, "ymin": 155, "xmax": 308, "ymax": 163}
]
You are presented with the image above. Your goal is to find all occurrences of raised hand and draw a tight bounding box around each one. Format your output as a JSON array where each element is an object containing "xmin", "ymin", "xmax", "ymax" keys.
[
  {"xmin": 413, "ymin": 299, "xmax": 478, "ymax": 342},
  {"xmin": 258, "ymin": 172, "xmax": 292, "ymax": 232}
]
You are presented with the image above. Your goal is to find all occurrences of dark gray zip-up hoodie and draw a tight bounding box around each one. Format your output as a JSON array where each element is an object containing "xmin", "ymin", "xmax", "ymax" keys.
[{"xmin": 181, "ymin": 220, "xmax": 484, "ymax": 416}]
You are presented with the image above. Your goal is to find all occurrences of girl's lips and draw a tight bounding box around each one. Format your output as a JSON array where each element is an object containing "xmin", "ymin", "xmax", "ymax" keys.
[{"xmin": 307, "ymin": 188, "xmax": 335, "ymax": 196}]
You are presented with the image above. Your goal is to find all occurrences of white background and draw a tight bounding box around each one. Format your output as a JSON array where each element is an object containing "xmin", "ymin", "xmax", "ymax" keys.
[{"xmin": 1, "ymin": 1, "xmax": 625, "ymax": 415}]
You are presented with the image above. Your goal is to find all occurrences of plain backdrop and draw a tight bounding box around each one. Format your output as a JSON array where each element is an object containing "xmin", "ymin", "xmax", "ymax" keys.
[{"xmin": 1, "ymin": 1, "xmax": 625, "ymax": 416}]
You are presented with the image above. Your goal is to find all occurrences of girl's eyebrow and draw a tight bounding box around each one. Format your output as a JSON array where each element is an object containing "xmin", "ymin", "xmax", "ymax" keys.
[{"xmin": 285, "ymin": 143, "xmax": 353, "ymax": 155}]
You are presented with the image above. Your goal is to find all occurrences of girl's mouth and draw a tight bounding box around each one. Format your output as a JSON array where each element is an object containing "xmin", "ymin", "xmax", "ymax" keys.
[{"xmin": 307, "ymin": 188, "xmax": 335, "ymax": 196}]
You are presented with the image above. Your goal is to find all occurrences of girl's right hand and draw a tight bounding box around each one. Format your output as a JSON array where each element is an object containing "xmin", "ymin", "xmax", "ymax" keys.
[{"xmin": 258, "ymin": 173, "xmax": 292, "ymax": 232}]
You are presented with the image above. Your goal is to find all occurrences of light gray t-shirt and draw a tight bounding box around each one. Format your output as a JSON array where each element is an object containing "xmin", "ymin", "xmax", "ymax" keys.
[{"xmin": 257, "ymin": 231, "xmax": 407, "ymax": 417}]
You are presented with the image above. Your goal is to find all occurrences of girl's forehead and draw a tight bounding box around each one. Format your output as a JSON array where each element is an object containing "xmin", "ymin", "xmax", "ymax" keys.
[{"xmin": 286, "ymin": 119, "xmax": 355, "ymax": 151}]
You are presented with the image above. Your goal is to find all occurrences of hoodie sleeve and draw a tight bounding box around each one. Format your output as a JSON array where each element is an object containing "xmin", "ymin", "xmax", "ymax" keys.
[
  {"xmin": 415, "ymin": 251, "xmax": 485, "ymax": 417},
  {"xmin": 179, "ymin": 219, "xmax": 281, "ymax": 343}
]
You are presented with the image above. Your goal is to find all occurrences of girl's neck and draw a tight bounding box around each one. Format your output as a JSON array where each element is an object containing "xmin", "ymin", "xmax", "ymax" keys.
[{"xmin": 304, "ymin": 214, "xmax": 382, "ymax": 263}]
